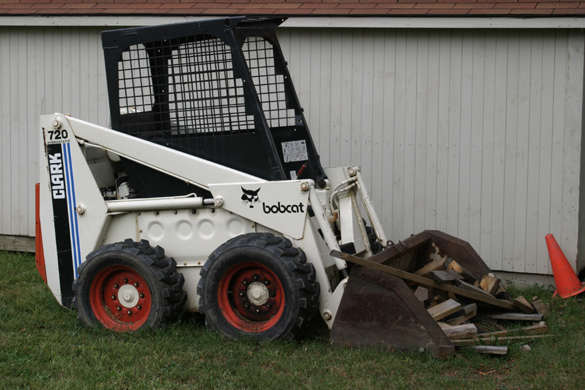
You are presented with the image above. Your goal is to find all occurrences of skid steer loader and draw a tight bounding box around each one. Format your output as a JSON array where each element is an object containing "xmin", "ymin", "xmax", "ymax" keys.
[{"xmin": 36, "ymin": 17, "xmax": 507, "ymax": 358}]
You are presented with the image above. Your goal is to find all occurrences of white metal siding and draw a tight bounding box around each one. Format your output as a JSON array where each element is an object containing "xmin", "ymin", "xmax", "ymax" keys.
[
  {"xmin": 1, "ymin": 26, "xmax": 583, "ymax": 275},
  {"xmin": 278, "ymin": 28, "xmax": 584, "ymax": 274},
  {"xmin": 0, "ymin": 27, "xmax": 110, "ymax": 239}
]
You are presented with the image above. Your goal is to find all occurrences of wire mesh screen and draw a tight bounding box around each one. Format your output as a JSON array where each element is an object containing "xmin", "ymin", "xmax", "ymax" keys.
[
  {"xmin": 242, "ymin": 37, "xmax": 296, "ymax": 128},
  {"xmin": 117, "ymin": 35, "xmax": 295, "ymax": 137},
  {"xmin": 118, "ymin": 37, "xmax": 255, "ymax": 135},
  {"xmin": 118, "ymin": 44, "xmax": 154, "ymax": 115},
  {"xmin": 168, "ymin": 38, "xmax": 254, "ymax": 134}
]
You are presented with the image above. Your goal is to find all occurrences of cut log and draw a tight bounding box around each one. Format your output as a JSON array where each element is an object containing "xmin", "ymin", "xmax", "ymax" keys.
[
  {"xmin": 442, "ymin": 323, "xmax": 478, "ymax": 340},
  {"xmin": 479, "ymin": 275, "xmax": 501, "ymax": 295},
  {"xmin": 427, "ymin": 299, "xmax": 462, "ymax": 321},
  {"xmin": 513, "ymin": 296, "xmax": 534, "ymax": 314},
  {"xmin": 437, "ymin": 321, "xmax": 451, "ymax": 329}
]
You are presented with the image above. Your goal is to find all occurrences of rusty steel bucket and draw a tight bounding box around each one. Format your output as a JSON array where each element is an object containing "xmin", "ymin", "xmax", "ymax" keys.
[{"xmin": 330, "ymin": 230, "xmax": 510, "ymax": 359}]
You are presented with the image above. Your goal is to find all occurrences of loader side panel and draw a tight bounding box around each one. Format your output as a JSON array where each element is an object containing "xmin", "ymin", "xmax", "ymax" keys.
[
  {"xmin": 40, "ymin": 115, "xmax": 112, "ymax": 307},
  {"xmin": 46, "ymin": 142, "xmax": 78, "ymax": 307}
]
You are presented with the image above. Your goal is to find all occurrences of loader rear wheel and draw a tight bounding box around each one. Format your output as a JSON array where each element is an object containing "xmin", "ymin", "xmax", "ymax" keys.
[
  {"xmin": 198, "ymin": 233, "xmax": 319, "ymax": 342},
  {"xmin": 73, "ymin": 239, "xmax": 187, "ymax": 332}
]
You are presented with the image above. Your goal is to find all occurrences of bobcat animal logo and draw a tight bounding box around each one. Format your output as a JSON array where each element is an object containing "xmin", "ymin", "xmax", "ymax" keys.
[{"xmin": 241, "ymin": 187, "xmax": 260, "ymax": 208}]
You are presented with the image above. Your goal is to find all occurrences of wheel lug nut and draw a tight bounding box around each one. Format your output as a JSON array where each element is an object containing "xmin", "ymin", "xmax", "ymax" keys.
[
  {"xmin": 116, "ymin": 306, "xmax": 122, "ymax": 311},
  {"xmin": 136, "ymin": 305, "xmax": 142, "ymax": 310},
  {"xmin": 253, "ymin": 275, "xmax": 258, "ymax": 280},
  {"xmin": 266, "ymin": 303, "xmax": 271, "ymax": 308},
  {"xmin": 111, "ymin": 295, "xmax": 116, "ymax": 300},
  {"xmin": 139, "ymin": 293, "xmax": 145, "ymax": 298},
  {"xmin": 127, "ymin": 310, "xmax": 132, "ymax": 315},
  {"xmin": 242, "ymin": 280, "xmax": 248, "ymax": 285},
  {"xmin": 113, "ymin": 283, "xmax": 119, "ymax": 289},
  {"xmin": 256, "ymin": 309, "xmax": 260, "ymax": 313},
  {"xmin": 239, "ymin": 292, "xmax": 244, "ymax": 297},
  {"xmin": 244, "ymin": 303, "xmax": 249, "ymax": 308},
  {"xmin": 133, "ymin": 282, "xmax": 139, "ymax": 287},
  {"xmin": 123, "ymin": 278, "xmax": 128, "ymax": 283},
  {"xmin": 264, "ymin": 280, "xmax": 270, "ymax": 285}
]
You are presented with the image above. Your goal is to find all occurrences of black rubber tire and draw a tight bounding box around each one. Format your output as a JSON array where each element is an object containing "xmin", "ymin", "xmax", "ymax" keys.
[
  {"xmin": 197, "ymin": 233, "xmax": 319, "ymax": 342},
  {"xmin": 72, "ymin": 239, "xmax": 187, "ymax": 331}
]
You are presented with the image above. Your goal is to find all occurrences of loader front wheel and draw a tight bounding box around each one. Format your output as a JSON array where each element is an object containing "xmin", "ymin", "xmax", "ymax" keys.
[
  {"xmin": 73, "ymin": 239, "xmax": 186, "ymax": 332},
  {"xmin": 198, "ymin": 233, "xmax": 319, "ymax": 341}
]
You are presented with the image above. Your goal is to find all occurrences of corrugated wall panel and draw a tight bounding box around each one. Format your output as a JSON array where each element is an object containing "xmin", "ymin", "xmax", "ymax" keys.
[
  {"xmin": 0, "ymin": 27, "xmax": 110, "ymax": 239},
  {"xmin": 1, "ymin": 26, "xmax": 583, "ymax": 275},
  {"xmin": 278, "ymin": 28, "xmax": 584, "ymax": 274}
]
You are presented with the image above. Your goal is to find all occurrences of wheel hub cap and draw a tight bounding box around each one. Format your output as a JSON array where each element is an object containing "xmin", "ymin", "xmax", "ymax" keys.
[
  {"xmin": 118, "ymin": 284, "xmax": 140, "ymax": 308},
  {"xmin": 217, "ymin": 261, "xmax": 285, "ymax": 332},
  {"xmin": 247, "ymin": 282, "xmax": 270, "ymax": 306}
]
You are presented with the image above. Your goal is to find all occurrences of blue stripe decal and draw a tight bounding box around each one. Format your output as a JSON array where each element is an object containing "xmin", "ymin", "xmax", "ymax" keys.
[{"xmin": 63, "ymin": 143, "xmax": 82, "ymax": 274}]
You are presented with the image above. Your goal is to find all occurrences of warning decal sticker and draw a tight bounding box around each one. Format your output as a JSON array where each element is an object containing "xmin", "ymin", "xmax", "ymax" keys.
[{"xmin": 282, "ymin": 140, "xmax": 308, "ymax": 163}]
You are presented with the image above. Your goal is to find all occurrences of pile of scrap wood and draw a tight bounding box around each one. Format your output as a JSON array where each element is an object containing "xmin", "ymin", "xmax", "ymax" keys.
[
  {"xmin": 330, "ymin": 231, "xmax": 557, "ymax": 357},
  {"xmin": 333, "ymin": 247, "xmax": 552, "ymax": 356},
  {"xmin": 412, "ymin": 257, "xmax": 551, "ymax": 355}
]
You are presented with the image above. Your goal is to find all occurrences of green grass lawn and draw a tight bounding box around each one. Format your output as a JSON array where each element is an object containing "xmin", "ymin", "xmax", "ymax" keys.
[{"xmin": 2, "ymin": 251, "xmax": 585, "ymax": 389}]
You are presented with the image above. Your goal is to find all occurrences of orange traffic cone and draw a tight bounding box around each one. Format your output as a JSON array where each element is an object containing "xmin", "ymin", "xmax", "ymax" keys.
[{"xmin": 545, "ymin": 234, "xmax": 585, "ymax": 298}]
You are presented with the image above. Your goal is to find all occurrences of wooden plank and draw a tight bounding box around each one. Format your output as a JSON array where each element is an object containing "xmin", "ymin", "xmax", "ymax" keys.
[
  {"xmin": 446, "ymin": 269, "xmax": 464, "ymax": 280},
  {"xmin": 427, "ymin": 299, "xmax": 461, "ymax": 321},
  {"xmin": 428, "ymin": 270, "xmax": 459, "ymax": 283},
  {"xmin": 513, "ymin": 295, "xmax": 534, "ymax": 314},
  {"xmin": 331, "ymin": 250, "xmax": 518, "ymax": 311},
  {"xmin": 476, "ymin": 323, "xmax": 548, "ymax": 338},
  {"xmin": 414, "ymin": 258, "xmax": 445, "ymax": 276},
  {"xmin": 451, "ymin": 334, "xmax": 554, "ymax": 347},
  {"xmin": 442, "ymin": 323, "xmax": 478, "ymax": 340},
  {"xmin": 445, "ymin": 310, "xmax": 476, "ymax": 326},
  {"xmin": 454, "ymin": 279, "xmax": 496, "ymax": 298},
  {"xmin": 445, "ymin": 259, "xmax": 477, "ymax": 283},
  {"xmin": 463, "ymin": 345, "xmax": 508, "ymax": 355},
  {"xmin": 445, "ymin": 304, "xmax": 477, "ymax": 326},
  {"xmin": 486, "ymin": 313, "xmax": 543, "ymax": 321}
]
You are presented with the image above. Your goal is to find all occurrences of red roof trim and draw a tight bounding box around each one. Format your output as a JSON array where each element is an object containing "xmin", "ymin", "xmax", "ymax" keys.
[{"xmin": 1, "ymin": 0, "xmax": 584, "ymax": 16}]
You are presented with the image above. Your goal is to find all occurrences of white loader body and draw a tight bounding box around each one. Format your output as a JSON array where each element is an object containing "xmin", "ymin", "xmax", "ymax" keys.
[{"xmin": 39, "ymin": 113, "xmax": 388, "ymax": 326}]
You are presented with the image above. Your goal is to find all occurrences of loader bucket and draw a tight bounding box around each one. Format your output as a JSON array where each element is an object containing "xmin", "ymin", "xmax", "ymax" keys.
[{"xmin": 330, "ymin": 230, "xmax": 502, "ymax": 359}]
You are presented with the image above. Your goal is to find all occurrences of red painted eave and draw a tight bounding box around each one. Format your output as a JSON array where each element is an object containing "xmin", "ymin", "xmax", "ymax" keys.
[{"xmin": 1, "ymin": 0, "xmax": 584, "ymax": 16}]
